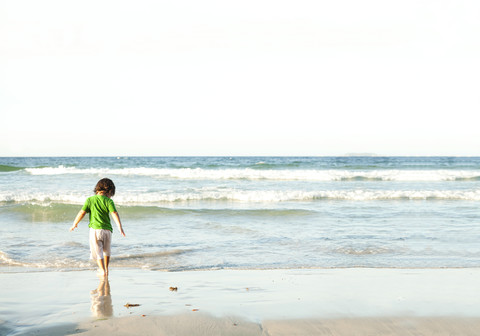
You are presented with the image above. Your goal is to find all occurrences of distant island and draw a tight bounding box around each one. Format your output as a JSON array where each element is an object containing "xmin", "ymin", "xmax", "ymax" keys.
[{"xmin": 344, "ymin": 153, "xmax": 378, "ymax": 157}]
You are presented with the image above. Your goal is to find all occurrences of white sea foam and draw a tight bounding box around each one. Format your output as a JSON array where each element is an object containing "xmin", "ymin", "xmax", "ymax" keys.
[
  {"xmin": 0, "ymin": 250, "xmax": 91, "ymax": 269},
  {"xmin": 129, "ymin": 189, "xmax": 480, "ymax": 202},
  {"xmin": 0, "ymin": 192, "xmax": 85, "ymax": 205},
  {"xmin": 0, "ymin": 250, "xmax": 26, "ymax": 266},
  {"xmin": 3, "ymin": 189, "xmax": 480, "ymax": 204},
  {"xmin": 333, "ymin": 246, "xmax": 395, "ymax": 256},
  {"xmin": 0, "ymin": 249, "xmax": 188, "ymax": 270},
  {"xmin": 24, "ymin": 166, "xmax": 480, "ymax": 181}
]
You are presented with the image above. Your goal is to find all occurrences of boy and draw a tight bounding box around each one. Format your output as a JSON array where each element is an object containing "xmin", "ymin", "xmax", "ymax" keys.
[{"xmin": 70, "ymin": 178, "xmax": 125, "ymax": 277}]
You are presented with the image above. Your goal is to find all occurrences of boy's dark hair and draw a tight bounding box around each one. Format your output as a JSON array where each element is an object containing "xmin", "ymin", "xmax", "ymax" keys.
[{"xmin": 94, "ymin": 178, "xmax": 116, "ymax": 197}]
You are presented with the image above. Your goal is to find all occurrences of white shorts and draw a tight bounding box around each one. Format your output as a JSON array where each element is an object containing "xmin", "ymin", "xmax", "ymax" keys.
[{"xmin": 89, "ymin": 229, "xmax": 112, "ymax": 260}]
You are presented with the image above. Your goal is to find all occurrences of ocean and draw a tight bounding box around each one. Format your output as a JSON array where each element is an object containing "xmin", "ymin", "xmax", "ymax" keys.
[{"xmin": 1, "ymin": 156, "xmax": 480, "ymax": 272}]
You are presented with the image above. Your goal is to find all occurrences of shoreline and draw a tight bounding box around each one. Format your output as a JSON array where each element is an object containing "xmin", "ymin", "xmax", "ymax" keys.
[
  {"xmin": 2, "ymin": 268, "xmax": 480, "ymax": 335},
  {"xmin": 4, "ymin": 264, "xmax": 480, "ymax": 273}
]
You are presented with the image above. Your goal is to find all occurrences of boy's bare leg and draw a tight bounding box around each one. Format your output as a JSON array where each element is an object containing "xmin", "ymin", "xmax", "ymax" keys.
[
  {"xmin": 96, "ymin": 258, "xmax": 106, "ymax": 277},
  {"xmin": 104, "ymin": 256, "xmax": 110, "ymax": 276}
]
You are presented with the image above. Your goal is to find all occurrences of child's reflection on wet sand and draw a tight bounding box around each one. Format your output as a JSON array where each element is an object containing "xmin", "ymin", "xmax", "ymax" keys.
[{"xmin": 90, "ymin": 278, "xmax": 113, "ymax": 319}]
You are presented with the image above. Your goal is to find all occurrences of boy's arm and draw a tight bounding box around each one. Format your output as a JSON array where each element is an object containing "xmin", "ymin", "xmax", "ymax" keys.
[
  {"xmin": 111, "ymin": 212, "xmax": 126, "ymax": 237},
  {"xmin": 70, "ymin": 210, "xmax": 86, "ymax": 231}
]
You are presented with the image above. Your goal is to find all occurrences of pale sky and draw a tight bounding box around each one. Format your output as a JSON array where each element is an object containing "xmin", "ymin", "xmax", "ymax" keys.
[{"xmin": 1, "ymin": 0, "xmax": 479, "ymax": 156}]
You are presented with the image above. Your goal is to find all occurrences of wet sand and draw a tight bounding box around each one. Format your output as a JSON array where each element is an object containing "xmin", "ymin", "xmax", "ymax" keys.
[
  {"xmin": 2, "ymin": 268, "xmax": 480, "ymax": 335},
  {"xmin": 25, "ymin": 315, "xmax": 480, "ymax": 336}
]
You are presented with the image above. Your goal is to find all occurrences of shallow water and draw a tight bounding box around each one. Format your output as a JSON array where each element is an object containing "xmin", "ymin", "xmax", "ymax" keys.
[{"xmin": 1, "ymin": 156, "xmax": 480, "ymax": 272}]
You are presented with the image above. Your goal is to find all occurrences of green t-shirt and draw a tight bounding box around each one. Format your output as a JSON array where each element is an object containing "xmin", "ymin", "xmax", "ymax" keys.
[{"xmin": 82, "ymin": 195, "xmax": 117, "ymax": 232}]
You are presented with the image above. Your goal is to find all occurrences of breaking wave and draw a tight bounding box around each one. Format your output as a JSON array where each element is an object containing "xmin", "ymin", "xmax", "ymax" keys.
[
  {"xmin": 22, "ymin": 166, "xmax": 480, "ymax": 182},
  {"xmin": 3, "ymin": 189, "xmax": 480, "ymax": 205}
]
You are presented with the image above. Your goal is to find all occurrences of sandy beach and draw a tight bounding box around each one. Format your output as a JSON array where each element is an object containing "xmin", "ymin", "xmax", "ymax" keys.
[{"xmin": 2, "ymin": 268, "xmax": 480, "ymax": 335}]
